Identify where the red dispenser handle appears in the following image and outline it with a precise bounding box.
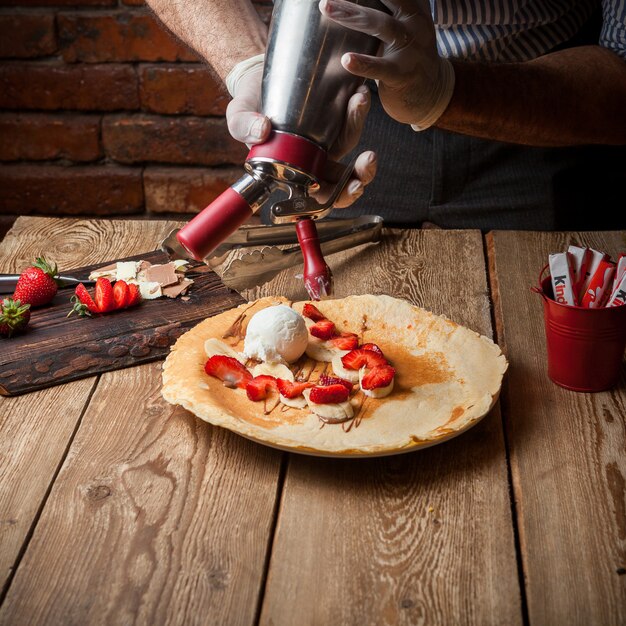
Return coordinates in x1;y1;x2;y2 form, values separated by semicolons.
296;218;333;300
176;187;253;261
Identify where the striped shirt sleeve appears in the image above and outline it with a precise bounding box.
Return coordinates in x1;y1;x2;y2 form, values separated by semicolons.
600;0;626;59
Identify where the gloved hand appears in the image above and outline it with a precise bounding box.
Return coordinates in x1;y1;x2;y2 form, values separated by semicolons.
319;0;455;131
225;55;377;209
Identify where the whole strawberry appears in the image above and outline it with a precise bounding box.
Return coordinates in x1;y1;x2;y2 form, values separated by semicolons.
0;298;31;338
13;257;60;307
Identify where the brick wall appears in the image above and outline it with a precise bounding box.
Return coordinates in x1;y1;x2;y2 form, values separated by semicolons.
0;0;272;218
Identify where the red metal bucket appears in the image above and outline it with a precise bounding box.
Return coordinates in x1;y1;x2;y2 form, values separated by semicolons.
533;265;626;392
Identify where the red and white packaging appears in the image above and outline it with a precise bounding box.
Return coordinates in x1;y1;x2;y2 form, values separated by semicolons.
612;254;626;294
567;245;591;294
578;248;609;302
580;260;616;308
606;272;626;307
549;252;577;306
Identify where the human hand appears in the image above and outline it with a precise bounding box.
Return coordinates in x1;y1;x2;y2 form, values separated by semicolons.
225;56;377;208
314;84;377;209
225;54;270;145
319;0;455;130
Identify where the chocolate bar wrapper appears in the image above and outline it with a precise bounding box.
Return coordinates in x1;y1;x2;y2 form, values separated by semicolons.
578;248;608;301
580;260;615;308
549;252;577;306
567;245;591;294
611;254;626;296
606;272;626;307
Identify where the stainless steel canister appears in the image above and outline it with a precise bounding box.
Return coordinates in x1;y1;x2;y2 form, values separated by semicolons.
261;0;386;150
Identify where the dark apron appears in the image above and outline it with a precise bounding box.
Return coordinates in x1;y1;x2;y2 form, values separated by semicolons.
337;91;626;230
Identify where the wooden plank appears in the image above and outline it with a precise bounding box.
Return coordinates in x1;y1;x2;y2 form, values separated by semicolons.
0;378;96;596
0;217;184;600
0;362;283;626
487;231;626;626
256;229;522;625
0;251;244;396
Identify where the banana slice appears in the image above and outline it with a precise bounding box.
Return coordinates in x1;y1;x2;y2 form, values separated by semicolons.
204;338;247;364
358;367;394;398
331;353;360;383
305;338;338;362
252;362;295;381
303;389;354;422
280;394;307;409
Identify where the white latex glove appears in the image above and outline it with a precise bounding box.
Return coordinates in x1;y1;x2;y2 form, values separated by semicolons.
225;55;377;208
319;0;455;130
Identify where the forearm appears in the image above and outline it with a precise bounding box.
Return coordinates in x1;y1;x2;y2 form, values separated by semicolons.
145;0;267;80
438;46;626;146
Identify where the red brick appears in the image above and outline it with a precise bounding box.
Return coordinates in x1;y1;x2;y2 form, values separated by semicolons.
102;115;246;166
139;64;228;116
0;165;143;215
144;166;241;214
0;15;57;58
0;63;139;111
58;12;201;63
0;113;102;162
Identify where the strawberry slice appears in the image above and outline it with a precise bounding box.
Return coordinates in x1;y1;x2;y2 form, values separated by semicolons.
302;303;326;321
246;375;278;401
329;332;359;350
361;364;396;390
113;280;129;310
205;355;252;389
318;374;353;392
94;277;115;313
68;283;99;317
341;348;388;370
361;342;384;356
125;283;141;307
309;319;336;340
309;384;350;404
276;378;314;399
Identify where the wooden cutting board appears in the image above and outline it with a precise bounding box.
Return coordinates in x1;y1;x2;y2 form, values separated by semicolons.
0;251;245;396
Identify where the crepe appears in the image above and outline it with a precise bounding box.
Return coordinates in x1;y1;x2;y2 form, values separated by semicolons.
162;295;508;457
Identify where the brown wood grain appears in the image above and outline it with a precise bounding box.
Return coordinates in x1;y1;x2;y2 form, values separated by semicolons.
0;362;283;626
0;223;244;396
255;229;522;625
0;378;96;596
0;217;186;606
487;230;626;626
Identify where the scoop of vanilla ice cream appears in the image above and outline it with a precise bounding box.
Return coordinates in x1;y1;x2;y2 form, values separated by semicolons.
244;305;308;364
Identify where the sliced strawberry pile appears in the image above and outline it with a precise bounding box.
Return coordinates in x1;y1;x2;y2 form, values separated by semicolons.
309;319;336;340
341;348;388;370
68;278;141;317
205;355;252;389
329;332;359;351
95;277;115;313
246;375;278;401
309;384;350;404
302;303;327;322
361;364;396;390
276;379;314;399
361;342;384;356
318;374;353;392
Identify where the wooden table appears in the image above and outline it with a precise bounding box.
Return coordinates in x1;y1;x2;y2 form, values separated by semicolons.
0;217;624;626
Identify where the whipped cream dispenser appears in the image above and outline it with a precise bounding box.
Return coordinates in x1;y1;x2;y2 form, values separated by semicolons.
175;0;384;299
